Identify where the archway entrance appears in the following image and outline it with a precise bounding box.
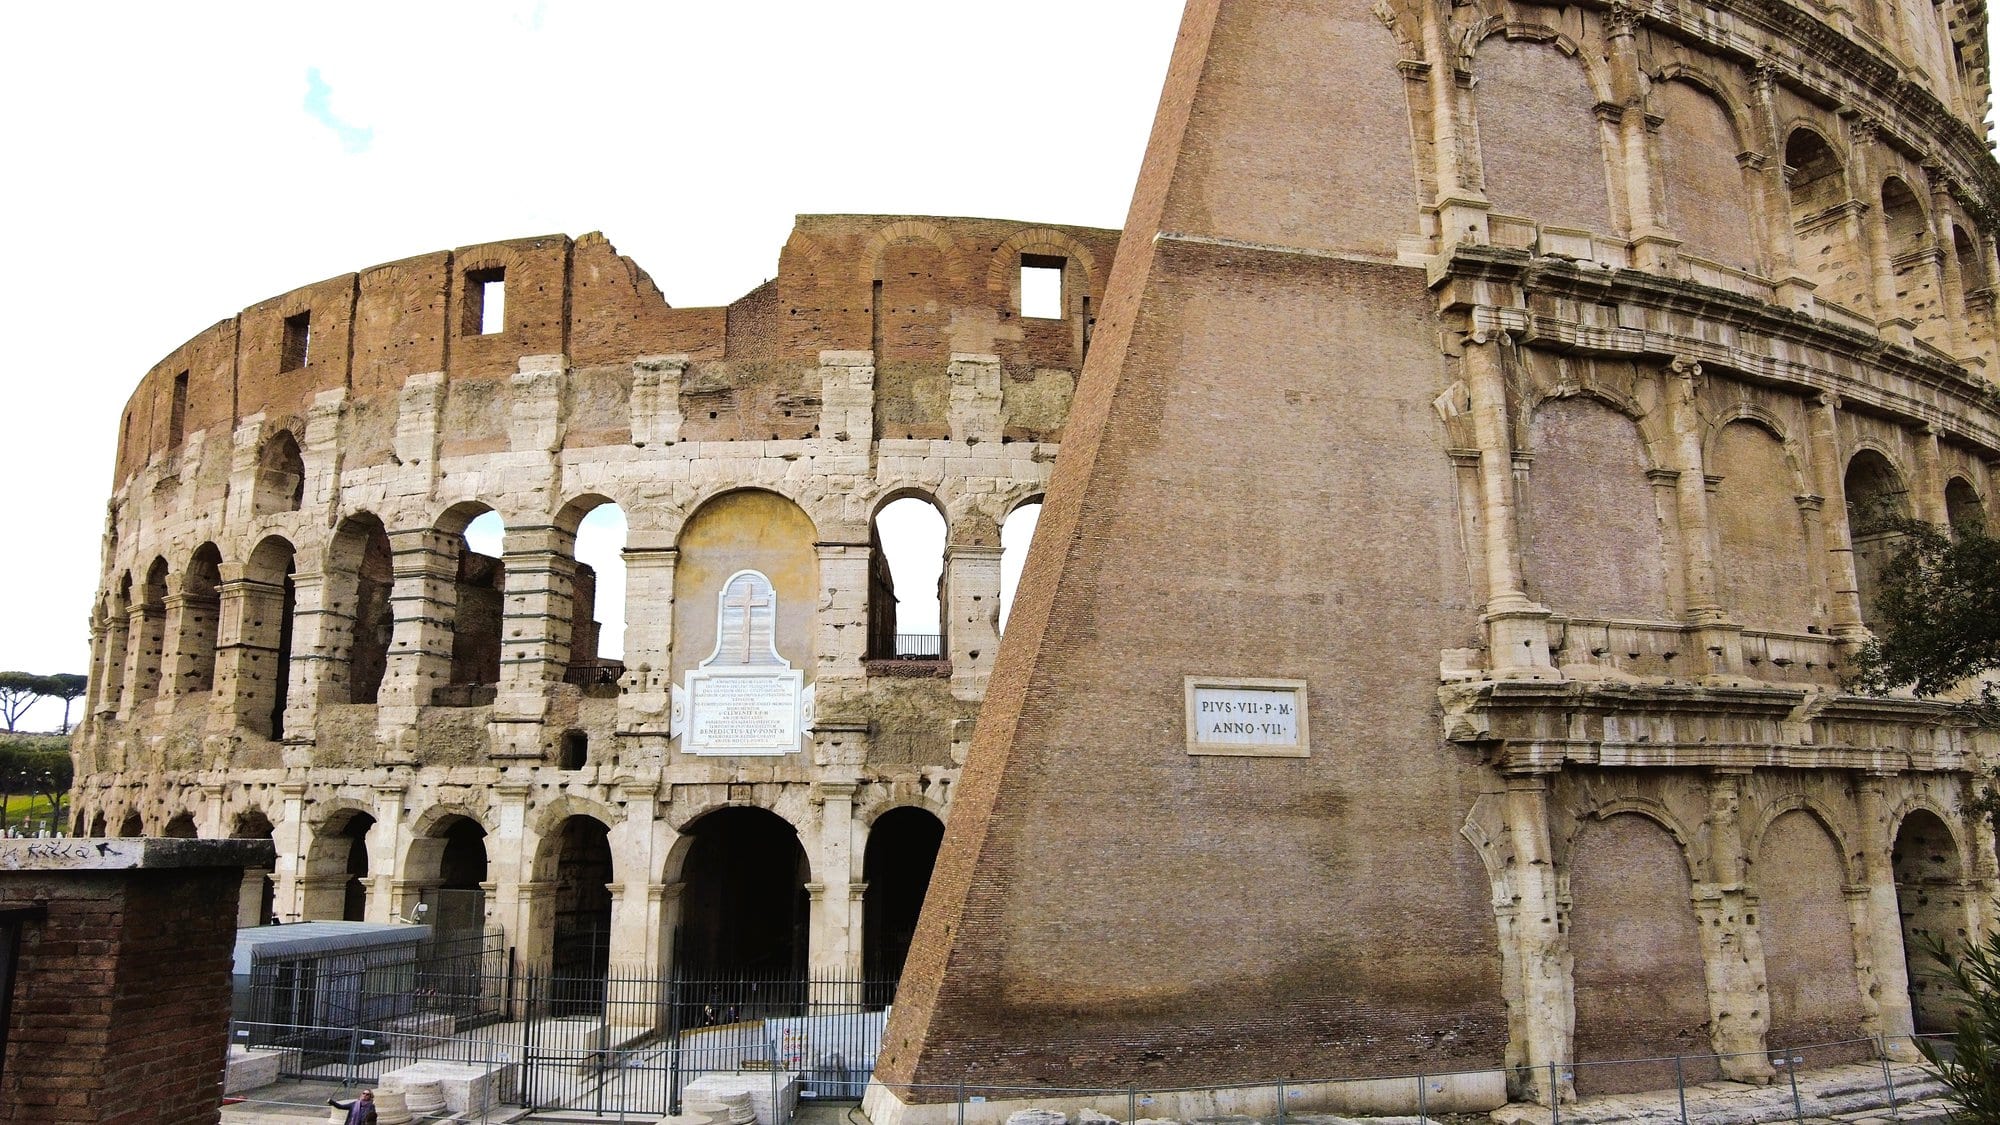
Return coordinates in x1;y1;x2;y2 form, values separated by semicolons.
547;816;613;980
864;807;945;997
162;812;197;838
1893;810;1965;1032
301;810;375;921
407;815;489;937
675;808;809;979
233;810;277;927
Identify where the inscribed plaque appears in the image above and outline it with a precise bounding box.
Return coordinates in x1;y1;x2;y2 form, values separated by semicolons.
1183;676;1309;757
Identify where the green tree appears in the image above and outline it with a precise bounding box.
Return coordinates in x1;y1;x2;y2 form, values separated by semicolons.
1850;516;2000;713
0;672;47;733
1916;932;2000;1124
44;673;86;734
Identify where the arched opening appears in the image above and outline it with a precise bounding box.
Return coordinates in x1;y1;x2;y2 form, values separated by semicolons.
116;811;143;838
1755;810;1870;1057
1883;177;1939;335
675;807;809;979
301;809;375;921
1845;451;1910;628
1882;178;1930;256
176;544;222;697
539;816;613;988
1566;813;1712;1093
441;508;505;703
1955;224;1988;293
237;538;299;740
253;431;305;515
130;558;170;705
406;814;489;937
565;499;627;689
671;491;818;716
232;809;277;928
863;807;945;999
100;576;131;714
1523;398;1670;620
1786;129;1865;312
868;495;946;660
1655;80;1759;272
162;812;197;838
998;501;1042;633
328;513;394;704
1893;809;1965;1032
1946;477;1985;534
88;811;106;838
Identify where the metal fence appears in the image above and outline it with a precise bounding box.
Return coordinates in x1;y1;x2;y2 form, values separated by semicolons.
892;633;943;659
232;963;896;1117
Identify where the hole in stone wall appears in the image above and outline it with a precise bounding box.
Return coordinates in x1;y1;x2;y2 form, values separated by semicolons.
1020;254;1065;319
281;312;312;371
465;268;506;336
559;729;588;770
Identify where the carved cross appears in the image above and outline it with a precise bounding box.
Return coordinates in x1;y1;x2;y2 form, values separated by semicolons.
730;580;771;663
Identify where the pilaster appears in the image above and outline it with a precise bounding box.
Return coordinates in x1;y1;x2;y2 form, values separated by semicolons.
631;355;688;447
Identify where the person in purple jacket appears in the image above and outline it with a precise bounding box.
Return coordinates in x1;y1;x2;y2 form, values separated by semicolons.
328;1089;376;1125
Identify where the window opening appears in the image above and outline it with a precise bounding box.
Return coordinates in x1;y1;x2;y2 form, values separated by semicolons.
1021;254;1065;319
169;372;189;447
465;268;505;336
999;502;1043;633
559;729;588;770
281;312;312;372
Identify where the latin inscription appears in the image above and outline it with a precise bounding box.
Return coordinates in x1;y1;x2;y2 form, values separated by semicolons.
1184;678;1309;757
689;672;800;751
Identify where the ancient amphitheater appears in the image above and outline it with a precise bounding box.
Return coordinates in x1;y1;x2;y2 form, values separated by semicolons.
73;0;2000;1117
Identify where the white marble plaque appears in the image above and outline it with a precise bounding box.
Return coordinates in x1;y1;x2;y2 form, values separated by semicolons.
1184;677;1309;757
673;570;814;756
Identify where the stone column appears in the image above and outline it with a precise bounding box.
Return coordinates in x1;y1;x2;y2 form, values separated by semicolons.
1663;359;1740;675
1464;336;1551;670
491;523;578;759
1912;425;1948;525
92;608;127;719
118;600;165;718
1421;0;1491;245
211;573;287;737
819;351;876;447
807;782;862;985
607;780;665;972
1927;169;1972;358
618;538;677;737
376;526;462;756
1807;393;1867;640
1855;774;1920;1054
276;570;332;741
368;783;408;923
1752;66;1813;309
815;542;872;767
273;782;309;922
489;779;534;955
1850;119;1904;333
159;591;214;701
1492;774;1571;1106
1694;770;1773;1079
947;354;1002;445
943;542;1002;701
631;355;688;446
1605;9;1674;271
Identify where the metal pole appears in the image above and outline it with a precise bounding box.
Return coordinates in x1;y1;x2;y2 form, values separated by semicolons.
1417;1072;1427;1125
1277;1079;1286;1125
1549;1061;1561;1125
1129;1090;1137;1124
1879;1037;1901;1121
1675;1056;1688;1125
347;1025;361;1088
957;1079;966;1125
1784;1055;1804;1123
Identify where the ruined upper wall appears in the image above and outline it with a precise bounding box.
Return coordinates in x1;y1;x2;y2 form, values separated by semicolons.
114;217;1120;485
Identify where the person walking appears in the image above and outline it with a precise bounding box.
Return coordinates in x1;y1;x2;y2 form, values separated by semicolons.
329;1089;377;1125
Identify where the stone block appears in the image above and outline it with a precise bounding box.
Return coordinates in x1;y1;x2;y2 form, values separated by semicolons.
380;1060;519;1115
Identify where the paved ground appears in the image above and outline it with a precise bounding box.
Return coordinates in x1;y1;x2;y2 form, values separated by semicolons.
221;1061;1956;1125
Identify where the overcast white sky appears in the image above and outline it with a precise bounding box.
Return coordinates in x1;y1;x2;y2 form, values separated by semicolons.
3;4;1996;730
0;2;1182;728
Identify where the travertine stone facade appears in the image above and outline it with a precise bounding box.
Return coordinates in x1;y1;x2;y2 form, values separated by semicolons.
75;215;1118;982
869;0;2000;1120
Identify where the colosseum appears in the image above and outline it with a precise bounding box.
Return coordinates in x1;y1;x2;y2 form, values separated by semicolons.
72;0;2000;1118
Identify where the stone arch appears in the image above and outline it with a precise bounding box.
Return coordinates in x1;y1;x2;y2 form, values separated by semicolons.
129;556;171;706
1468;23;1616;234
1785;126;1868;310
868;489;948;660
1754;807;1871;1050
862;804;946;992
1846;447;1912;628
670;489;820;695
858;220;969;287
324;511;394;704
552;492;629;684
1882;176;1932;256
985;227;1099;296
253;430;305;516
1565;810;1712;1093
301;803;376;921
87;810;106;838
116;809;143;838
1747;795;1862;884
404;807;490;936
998;495;1046;635
97;574;132;714
162;811;197;838
669;805;812;978
1651;73;1762;271
531;812;615;981
1523;394;1672;619
1709;416;1820;631
1953;221;1988;292
1891;804;1967;1031
431;501;505;698
1946;474;1985;532
232;536;297;739
175;543;223;697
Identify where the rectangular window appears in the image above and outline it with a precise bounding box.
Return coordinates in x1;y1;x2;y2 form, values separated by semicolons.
280;312;311;371
465;268;505;336
1020;254;1065;319
169;372;188;446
